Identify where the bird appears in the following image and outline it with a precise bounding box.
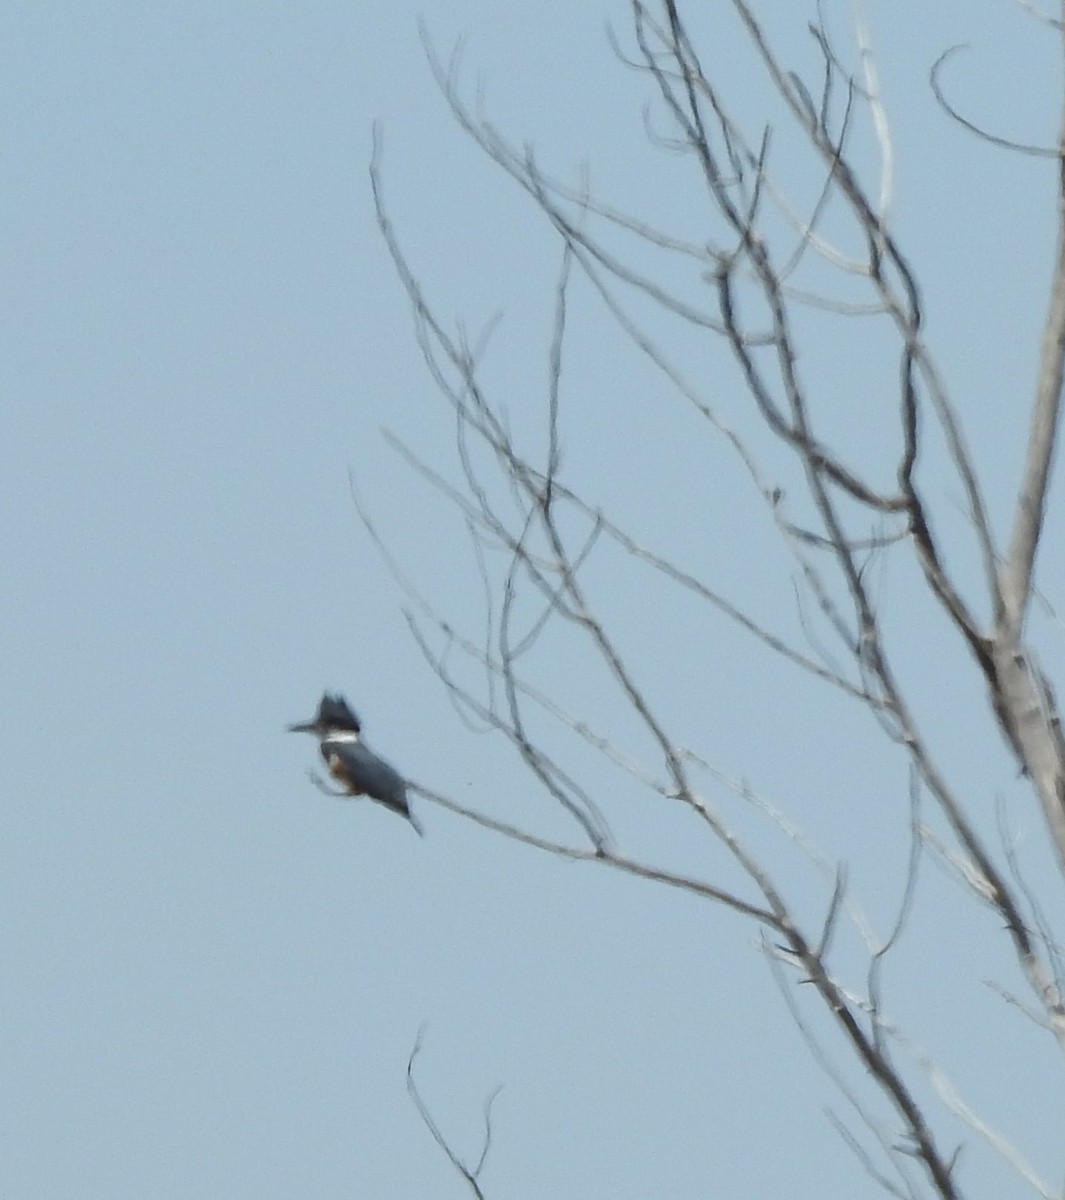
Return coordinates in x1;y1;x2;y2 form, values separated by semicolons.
288;693;423;836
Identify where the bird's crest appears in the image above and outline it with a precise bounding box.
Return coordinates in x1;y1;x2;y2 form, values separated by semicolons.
315;693;361;732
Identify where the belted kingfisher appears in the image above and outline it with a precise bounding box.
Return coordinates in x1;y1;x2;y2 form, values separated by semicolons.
288;693;423;836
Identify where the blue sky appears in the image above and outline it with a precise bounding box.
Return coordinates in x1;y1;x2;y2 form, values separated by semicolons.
4;3;1064;1196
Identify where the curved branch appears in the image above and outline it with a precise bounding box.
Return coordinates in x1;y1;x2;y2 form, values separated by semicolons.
409;781;783;926
408;1034;500;1200
930;46;1058;158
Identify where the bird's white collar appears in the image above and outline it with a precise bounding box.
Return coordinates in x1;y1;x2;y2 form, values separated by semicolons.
324;729;360;744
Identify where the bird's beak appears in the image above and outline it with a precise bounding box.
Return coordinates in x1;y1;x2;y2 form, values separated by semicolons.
287;720;317;734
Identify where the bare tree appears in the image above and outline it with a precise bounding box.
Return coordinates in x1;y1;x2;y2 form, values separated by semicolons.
367;3;1065;1196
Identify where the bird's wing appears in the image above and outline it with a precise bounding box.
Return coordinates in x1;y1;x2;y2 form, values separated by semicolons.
321;742;422;834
